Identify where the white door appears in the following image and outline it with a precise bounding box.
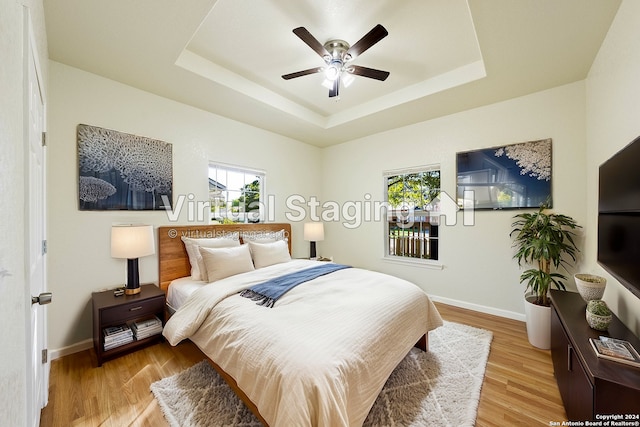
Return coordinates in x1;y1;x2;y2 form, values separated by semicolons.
25;11;49;427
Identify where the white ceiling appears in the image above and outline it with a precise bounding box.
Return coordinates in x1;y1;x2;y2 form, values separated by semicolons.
44;0;621;147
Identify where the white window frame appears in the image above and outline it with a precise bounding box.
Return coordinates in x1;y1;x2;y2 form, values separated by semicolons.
382;165;443;269
208;162;266;223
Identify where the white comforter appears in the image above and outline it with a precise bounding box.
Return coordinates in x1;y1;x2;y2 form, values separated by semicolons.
163;260;443;427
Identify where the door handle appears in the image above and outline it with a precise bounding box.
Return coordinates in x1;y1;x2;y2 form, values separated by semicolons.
31;292;52;305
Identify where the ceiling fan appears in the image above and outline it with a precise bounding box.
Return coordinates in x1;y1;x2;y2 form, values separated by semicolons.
282;24;390;98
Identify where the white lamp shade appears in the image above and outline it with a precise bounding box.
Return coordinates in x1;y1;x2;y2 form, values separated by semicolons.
111;225;155;259
303;222;325;242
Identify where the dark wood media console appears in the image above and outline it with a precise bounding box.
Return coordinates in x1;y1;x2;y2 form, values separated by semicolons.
550;290;640;421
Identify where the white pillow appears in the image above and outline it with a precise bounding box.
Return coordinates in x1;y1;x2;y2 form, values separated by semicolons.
181;234;240;281
248;240;291;269
199;244;255;283
241;229;287;244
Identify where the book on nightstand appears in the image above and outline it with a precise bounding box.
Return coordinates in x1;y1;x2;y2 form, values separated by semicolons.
589;336;640;368
103;324;134;350
131;316;163;340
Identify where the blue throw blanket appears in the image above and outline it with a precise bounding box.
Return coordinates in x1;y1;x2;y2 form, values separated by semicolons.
240;263;352;308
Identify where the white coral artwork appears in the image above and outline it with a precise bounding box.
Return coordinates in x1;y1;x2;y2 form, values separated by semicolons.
494;138;552;181
78;124;173;210
79;176;116;202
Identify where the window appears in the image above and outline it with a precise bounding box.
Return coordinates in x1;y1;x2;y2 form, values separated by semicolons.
208;162;265;223
384;166;441;261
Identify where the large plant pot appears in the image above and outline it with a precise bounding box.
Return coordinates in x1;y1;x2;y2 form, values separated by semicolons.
524;295;551;349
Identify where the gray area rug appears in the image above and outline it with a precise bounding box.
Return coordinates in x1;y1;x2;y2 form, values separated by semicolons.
151;321;493;426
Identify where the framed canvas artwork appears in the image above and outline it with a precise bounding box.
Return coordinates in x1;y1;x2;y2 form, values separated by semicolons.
77;124;173;210
456;138;552;210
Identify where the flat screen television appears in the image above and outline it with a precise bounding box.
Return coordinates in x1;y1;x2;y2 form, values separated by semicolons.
598;135;640;299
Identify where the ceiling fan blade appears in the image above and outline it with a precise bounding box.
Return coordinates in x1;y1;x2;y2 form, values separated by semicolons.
293;27;330;58
329;76;340;98
282;67;324;80
346;24;388;59
349;65;390;81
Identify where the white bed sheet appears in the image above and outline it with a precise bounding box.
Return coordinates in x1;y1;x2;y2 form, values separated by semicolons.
163;259;443;427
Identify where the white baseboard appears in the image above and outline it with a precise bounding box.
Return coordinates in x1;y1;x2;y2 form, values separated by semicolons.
428;294;526;322
49;338;93;361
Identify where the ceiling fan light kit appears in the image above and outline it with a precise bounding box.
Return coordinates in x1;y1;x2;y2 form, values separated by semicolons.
282;24;390;98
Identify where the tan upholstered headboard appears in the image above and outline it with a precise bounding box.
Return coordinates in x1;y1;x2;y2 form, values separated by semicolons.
157;223;292;291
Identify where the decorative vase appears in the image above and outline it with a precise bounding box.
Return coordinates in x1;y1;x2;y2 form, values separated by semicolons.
585;299;612;331
575;274;606;301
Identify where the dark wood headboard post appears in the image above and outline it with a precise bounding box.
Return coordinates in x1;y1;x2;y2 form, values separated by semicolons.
157;223;292;291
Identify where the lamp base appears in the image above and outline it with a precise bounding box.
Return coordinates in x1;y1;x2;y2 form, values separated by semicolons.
125;258;141;295
309;241;317;259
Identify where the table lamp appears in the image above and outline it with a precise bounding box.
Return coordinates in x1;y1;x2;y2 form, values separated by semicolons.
303;222;324;259
111;224;155;295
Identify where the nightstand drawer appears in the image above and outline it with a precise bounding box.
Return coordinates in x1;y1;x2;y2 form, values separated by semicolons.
100;296;164;324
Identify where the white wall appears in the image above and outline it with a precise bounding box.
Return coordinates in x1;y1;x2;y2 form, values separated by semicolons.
47;61;321;353
321;82;588;319
0;0;48;424
585;0;640;335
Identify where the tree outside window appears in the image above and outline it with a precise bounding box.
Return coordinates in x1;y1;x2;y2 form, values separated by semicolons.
385;168;441;261
209;163;265;223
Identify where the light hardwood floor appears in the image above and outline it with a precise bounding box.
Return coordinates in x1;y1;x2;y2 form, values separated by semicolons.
40;302;567;426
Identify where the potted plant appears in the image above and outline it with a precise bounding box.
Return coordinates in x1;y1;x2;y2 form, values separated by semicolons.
510;203;581;348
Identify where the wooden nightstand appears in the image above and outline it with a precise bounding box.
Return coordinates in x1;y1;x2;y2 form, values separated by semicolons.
92;284;165;366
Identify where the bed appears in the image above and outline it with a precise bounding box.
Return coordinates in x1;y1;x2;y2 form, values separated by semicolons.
158;223;443;427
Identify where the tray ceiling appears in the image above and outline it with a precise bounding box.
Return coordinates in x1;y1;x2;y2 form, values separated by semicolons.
44;0;621;147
